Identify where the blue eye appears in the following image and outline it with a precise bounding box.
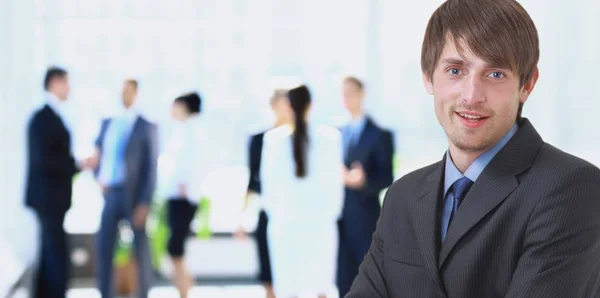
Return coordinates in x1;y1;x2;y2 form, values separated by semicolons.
448;68;461;75
488;72;505;79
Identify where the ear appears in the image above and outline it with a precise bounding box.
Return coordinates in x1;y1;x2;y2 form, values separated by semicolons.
423;72;434;95
519;67;539;104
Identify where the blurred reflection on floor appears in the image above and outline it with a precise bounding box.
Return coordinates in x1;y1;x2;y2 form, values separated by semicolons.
12;285;339;298
10;285;264;298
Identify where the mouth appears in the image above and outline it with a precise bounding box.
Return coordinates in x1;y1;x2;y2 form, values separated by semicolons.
455;111;489;128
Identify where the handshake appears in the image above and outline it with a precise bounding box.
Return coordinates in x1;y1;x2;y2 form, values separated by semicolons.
77;149;100;170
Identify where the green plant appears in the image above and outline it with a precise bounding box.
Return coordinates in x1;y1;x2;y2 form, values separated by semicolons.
115;196;213;270
195;197;211;239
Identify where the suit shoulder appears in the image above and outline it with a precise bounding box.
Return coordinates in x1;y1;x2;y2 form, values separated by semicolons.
525;144;600;198
37;105;55;117
138;116;155;127
535;143;599;172
28;106;53;127
367;118;392;140
396;161;440;187
250;131;266;143
138;117;158;133
366;116;386;130
248;132;265;151
380;161;441;217
28;108;44;122
385;161;441;200
528;144;600;219
504;143;600;209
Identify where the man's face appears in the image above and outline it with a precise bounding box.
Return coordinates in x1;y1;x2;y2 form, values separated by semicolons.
342;81;363;115
54;75;71;101
423;38;537;153
121;82;137;108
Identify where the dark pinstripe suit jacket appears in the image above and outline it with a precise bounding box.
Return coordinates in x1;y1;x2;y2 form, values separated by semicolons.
346;118;600;298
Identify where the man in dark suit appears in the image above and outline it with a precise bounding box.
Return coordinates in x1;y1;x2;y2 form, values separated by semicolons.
25;67;95;298
347;1;600;297
337;76;394;297
93;79;158;298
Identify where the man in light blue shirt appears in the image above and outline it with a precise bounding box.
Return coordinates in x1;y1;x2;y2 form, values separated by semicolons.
93;79;158;298
347;1;600;297
337;76;394;297
97;101;139;188
441;123;518;240
342;114;367;159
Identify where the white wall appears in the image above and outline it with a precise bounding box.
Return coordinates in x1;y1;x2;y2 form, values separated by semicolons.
0;0;40;293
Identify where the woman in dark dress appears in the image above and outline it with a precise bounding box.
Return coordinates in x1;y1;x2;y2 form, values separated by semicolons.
236;89;291;298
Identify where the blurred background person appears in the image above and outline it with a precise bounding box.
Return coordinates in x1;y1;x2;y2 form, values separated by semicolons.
25;67;95;298
337;76;394;297
236;89;291;298
261;85;343;298
93;79;158;298
161;92;206;298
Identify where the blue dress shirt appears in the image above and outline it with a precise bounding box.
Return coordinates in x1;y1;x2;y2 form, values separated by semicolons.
343;115;367;158
441;123;519;240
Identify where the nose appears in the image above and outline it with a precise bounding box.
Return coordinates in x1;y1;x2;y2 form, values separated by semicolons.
461;75;485;104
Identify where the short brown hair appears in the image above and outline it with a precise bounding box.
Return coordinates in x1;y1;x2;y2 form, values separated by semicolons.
125;79;138;91
44;67;68;90
270;89;288;105
343;76;364;91
421;0;539;88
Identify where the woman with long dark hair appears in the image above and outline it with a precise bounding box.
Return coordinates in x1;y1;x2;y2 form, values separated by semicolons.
261;85;344;298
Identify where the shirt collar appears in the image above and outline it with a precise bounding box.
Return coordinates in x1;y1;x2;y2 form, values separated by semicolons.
444;123;519;195
116;103;139;122
348;114;367;131
45;92;66;117
174;115;200;130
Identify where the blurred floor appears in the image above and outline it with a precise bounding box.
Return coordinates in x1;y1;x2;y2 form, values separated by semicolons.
11;285;265;298
13;285;338;298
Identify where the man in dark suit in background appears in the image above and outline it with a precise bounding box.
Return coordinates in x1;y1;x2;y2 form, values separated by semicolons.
25;67;95;298
337;76;394;298
347;1;600;297
93;79;158;298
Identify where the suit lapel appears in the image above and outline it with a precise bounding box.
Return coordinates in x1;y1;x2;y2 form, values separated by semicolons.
97;119;110;149
413;159;445;289
125;117;142;158
45;105;69;137
438;168;518;267
346;117;377;165
438;118;544;268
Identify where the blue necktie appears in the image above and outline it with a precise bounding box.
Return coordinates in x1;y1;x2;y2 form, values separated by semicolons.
111;118;128;183
343;126;355;160
441;177;474;241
